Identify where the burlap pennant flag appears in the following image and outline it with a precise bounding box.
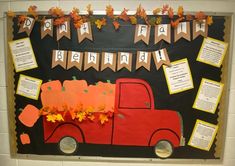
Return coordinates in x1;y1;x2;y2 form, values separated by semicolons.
57;18;71;41
84;52;100;71
155;24;171;44
193;20;208;40
77;22;93;43
152;48;171;70
18;17;35;36
41;19;53;39
136;51;151;71
117;52;132;71
101;52;116;71
134;24;151;45
174;22;191;42
51;50;67;69
67;51;83;70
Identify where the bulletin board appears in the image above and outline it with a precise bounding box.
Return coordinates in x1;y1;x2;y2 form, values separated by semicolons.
5;6;233;162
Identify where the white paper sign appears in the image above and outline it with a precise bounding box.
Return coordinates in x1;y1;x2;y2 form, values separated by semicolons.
16;75;42;100
197;37;228;67
193;78;223;114
163;58;194;94
188;119;218;151
8;38;38;72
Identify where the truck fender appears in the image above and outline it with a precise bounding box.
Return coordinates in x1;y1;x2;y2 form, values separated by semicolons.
45;122;85;143
148;129;180;147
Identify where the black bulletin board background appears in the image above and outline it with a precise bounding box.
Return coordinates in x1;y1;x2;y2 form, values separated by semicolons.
12;15;225;159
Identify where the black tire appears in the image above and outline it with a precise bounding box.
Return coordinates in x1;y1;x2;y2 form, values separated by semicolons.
154;140;174;159
58;136;78;155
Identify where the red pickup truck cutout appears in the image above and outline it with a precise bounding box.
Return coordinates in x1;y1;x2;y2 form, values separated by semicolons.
40;78;185;158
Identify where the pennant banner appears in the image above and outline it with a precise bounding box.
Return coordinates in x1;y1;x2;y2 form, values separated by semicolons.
152;48;171;70
84;52;100;71
51;50;67;69
136;51;151;71
67;51;83;70
134;24;151;45
117;52;132;71
18;17;35;36
193;20;208;40
174;22;191;42
155;24;171;44
41;19;53;39
77;22;93;43
57;19;71;41
101;52;116;71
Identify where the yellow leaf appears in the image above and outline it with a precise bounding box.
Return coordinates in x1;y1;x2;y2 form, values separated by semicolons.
156;17;162;25
207;16;213;26
86;106;94;113
55;114;64;122
129;16;137;24
153;8;161;15
76;112;86;122
106;5;114;18
95;19;103;29
46;114;56;123
177;6;184;18
99;114;109;124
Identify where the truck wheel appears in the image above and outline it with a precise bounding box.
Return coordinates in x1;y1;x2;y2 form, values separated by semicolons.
58;136;78;155
154;140;173;158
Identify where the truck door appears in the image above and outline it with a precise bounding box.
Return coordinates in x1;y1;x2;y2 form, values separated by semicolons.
112;80;155;146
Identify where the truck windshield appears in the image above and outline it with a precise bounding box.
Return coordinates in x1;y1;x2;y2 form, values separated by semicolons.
118;82;151;109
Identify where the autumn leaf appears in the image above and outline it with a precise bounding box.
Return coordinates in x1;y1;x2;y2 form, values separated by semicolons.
86;4;93;16
99;114;109;124
177;6;184;18
106;5;114;18
85;106;94;114
18;15;27;24
119;8;129;22
195;11;206;22
156;17;162;25
55;114;64;122
171;17;184;28
46;114;56;123
74;18;83;28
153;8;161;15
76;111;86;122
113;21;120;30
207;16;213;25
28;5;38;19
48;7;64;17
54;17;65;26
136;4;147;20
95;18;106;29
168;7;174;19
7;10;15;17
88;114;95;121
129;16;137;24
162;4;169;14
186;14;193;21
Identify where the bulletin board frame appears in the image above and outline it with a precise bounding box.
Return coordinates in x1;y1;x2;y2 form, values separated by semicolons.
4;11;234;163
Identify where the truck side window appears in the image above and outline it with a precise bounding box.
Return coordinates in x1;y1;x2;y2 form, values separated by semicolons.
119;83;151;109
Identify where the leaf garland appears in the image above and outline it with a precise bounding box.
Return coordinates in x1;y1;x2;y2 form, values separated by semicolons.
7;4;214;30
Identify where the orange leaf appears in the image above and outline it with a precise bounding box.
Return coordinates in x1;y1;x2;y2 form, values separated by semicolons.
99;114;109;124
95;18;106;29
168;7;174;19
74;19;84;29
48;7;64;17
177;6;184;18
162;4;169;14
186;14;193;21
7;10;15;17
171;17;184;28
18;15;27;24
113;21;120;30
119;8;129;22
136;4;147;19
207;16;213;26
153;8;161;15
54;17;65;26
195;11;206;22
106;5;114;18
129;16;137;24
